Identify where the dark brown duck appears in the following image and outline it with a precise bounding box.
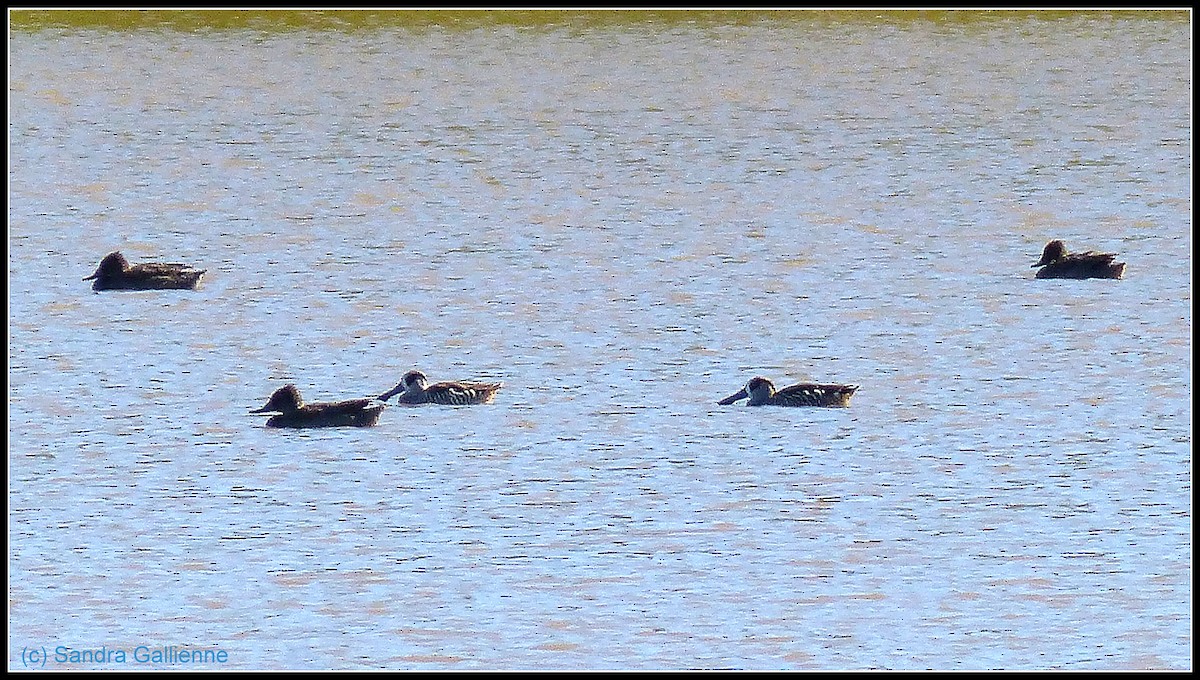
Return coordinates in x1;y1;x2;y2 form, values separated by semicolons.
1032;240;1125;279
251;384;384;428
84;251;206;291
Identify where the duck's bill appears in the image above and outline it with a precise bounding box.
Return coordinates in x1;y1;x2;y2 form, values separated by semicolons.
83;273;99;281
377;384;404;402
249;405;275;414
717;387;748;406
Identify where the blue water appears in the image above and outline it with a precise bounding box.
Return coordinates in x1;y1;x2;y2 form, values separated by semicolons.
8;12;1192;670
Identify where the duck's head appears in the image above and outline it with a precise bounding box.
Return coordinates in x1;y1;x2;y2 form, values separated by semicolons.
378;370;429;401
251;384;303;414
718;376;775;406
743;377;777;405
402;370;429;390
1033;240;1067;267
83;251;129;281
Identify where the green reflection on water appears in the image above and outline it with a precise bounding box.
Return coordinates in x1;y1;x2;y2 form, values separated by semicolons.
8;8;1187;32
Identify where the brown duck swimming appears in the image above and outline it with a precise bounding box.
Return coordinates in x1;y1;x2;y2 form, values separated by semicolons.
1032;240;1125;279
718;376;858;407
84;251;206;291
251;384;384;428
378;370;502;406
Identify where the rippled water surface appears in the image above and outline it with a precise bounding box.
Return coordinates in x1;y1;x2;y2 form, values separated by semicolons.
8;11;1192;670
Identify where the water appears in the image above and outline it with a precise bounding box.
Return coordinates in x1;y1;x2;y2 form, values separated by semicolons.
8;11;1191;670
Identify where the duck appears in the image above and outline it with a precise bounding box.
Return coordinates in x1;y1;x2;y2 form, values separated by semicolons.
84;251;206;291
718;376;858;407
378;370;502;406
1031;240;1125;279
251;384;384;428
